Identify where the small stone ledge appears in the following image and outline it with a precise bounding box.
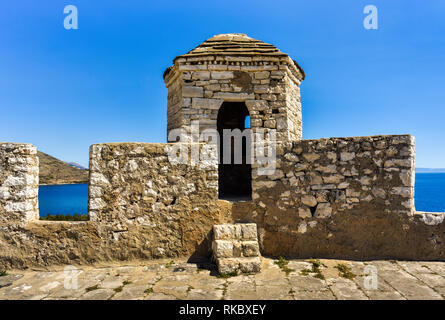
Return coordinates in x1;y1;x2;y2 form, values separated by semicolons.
29;220;91;226
212;223;261;275
414;211;445;226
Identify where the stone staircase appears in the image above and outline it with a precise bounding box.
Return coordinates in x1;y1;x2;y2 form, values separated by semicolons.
212;223;261;275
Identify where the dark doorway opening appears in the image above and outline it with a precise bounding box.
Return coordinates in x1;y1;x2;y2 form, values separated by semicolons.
217;101;252;200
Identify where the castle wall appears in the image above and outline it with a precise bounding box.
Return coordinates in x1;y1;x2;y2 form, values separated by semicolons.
88;143;222;244
1;137;444;269
0;143;39;227
0;143;232;269
234;134;445;260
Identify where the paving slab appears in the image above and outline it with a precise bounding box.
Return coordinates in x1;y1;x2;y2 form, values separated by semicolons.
326;278;368;300
225;277;257;300
379;269;443;300
78;288;115;300
1;258;444;300
0;274;23;289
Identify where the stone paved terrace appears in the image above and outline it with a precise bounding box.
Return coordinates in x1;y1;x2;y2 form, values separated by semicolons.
1;258;445;300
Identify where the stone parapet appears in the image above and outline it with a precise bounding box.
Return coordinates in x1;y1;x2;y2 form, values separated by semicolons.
0;142;233;269
0;143;39;227
231;134;445;260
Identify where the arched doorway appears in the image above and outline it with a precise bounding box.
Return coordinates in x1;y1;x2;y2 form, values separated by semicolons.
217;101;252;200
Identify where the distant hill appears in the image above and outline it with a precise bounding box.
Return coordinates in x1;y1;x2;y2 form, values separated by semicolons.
66;162;88;170
38;151;89;185
416;168;445;173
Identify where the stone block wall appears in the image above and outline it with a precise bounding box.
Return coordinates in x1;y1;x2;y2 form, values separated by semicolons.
88;142;222;250
164;56;303;144
1;137;444;268
0;142;233;269
166;76;183;136
0;143;39;227
284;74;302;141
233;134;445;260
273;135;416;218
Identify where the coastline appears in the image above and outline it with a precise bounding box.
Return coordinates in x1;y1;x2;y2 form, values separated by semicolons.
39;181;88;186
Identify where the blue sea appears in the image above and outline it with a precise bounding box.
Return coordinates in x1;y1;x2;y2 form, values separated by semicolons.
37;173;445;216
38;183;88;217
414;173;445;212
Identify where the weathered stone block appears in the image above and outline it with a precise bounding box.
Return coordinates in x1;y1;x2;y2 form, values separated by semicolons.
192;98;223;110
301;195;317;207
90;172;110;187
212;240;233;258
239;257;261;273
392;187;413;198
191;71;210;80
399;169;414;187
251;118;263;127
183;86;204;98
255;71;270;79
264;119;276;128
323;174;344;184
303;153;320;162
254;85;269;94
245;100;268;111
211;71;233;80
213;224;238;240
314;203;332;218
340;152;355;161
217;258;240;274
298;206;312;219
212;92;255;101
242;241;260;257
217;257;261;274
298;221;307;233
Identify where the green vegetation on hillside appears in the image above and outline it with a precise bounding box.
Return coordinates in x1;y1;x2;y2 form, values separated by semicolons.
40;213;89;221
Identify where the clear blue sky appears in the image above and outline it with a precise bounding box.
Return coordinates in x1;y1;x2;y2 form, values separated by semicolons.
1;0;444;168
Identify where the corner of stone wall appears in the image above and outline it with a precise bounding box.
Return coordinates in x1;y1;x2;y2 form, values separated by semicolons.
0;143;39;227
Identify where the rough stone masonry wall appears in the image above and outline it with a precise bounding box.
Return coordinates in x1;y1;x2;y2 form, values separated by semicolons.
234;135;445;260
164;56;302;144
1;138;444;269
0;143;39;227
88;143;223;248
166;76;183;136
0;143;233;269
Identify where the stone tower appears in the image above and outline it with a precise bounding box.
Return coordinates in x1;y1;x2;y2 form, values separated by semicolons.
163;33;305;144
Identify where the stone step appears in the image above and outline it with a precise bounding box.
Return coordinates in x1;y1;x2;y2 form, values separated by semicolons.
212;223;261;275
213;240;260;258
213;223;257;241
217;257;261;274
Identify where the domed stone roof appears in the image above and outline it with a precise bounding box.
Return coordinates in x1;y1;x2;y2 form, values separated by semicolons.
176;33;287;59
164;33;305;81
